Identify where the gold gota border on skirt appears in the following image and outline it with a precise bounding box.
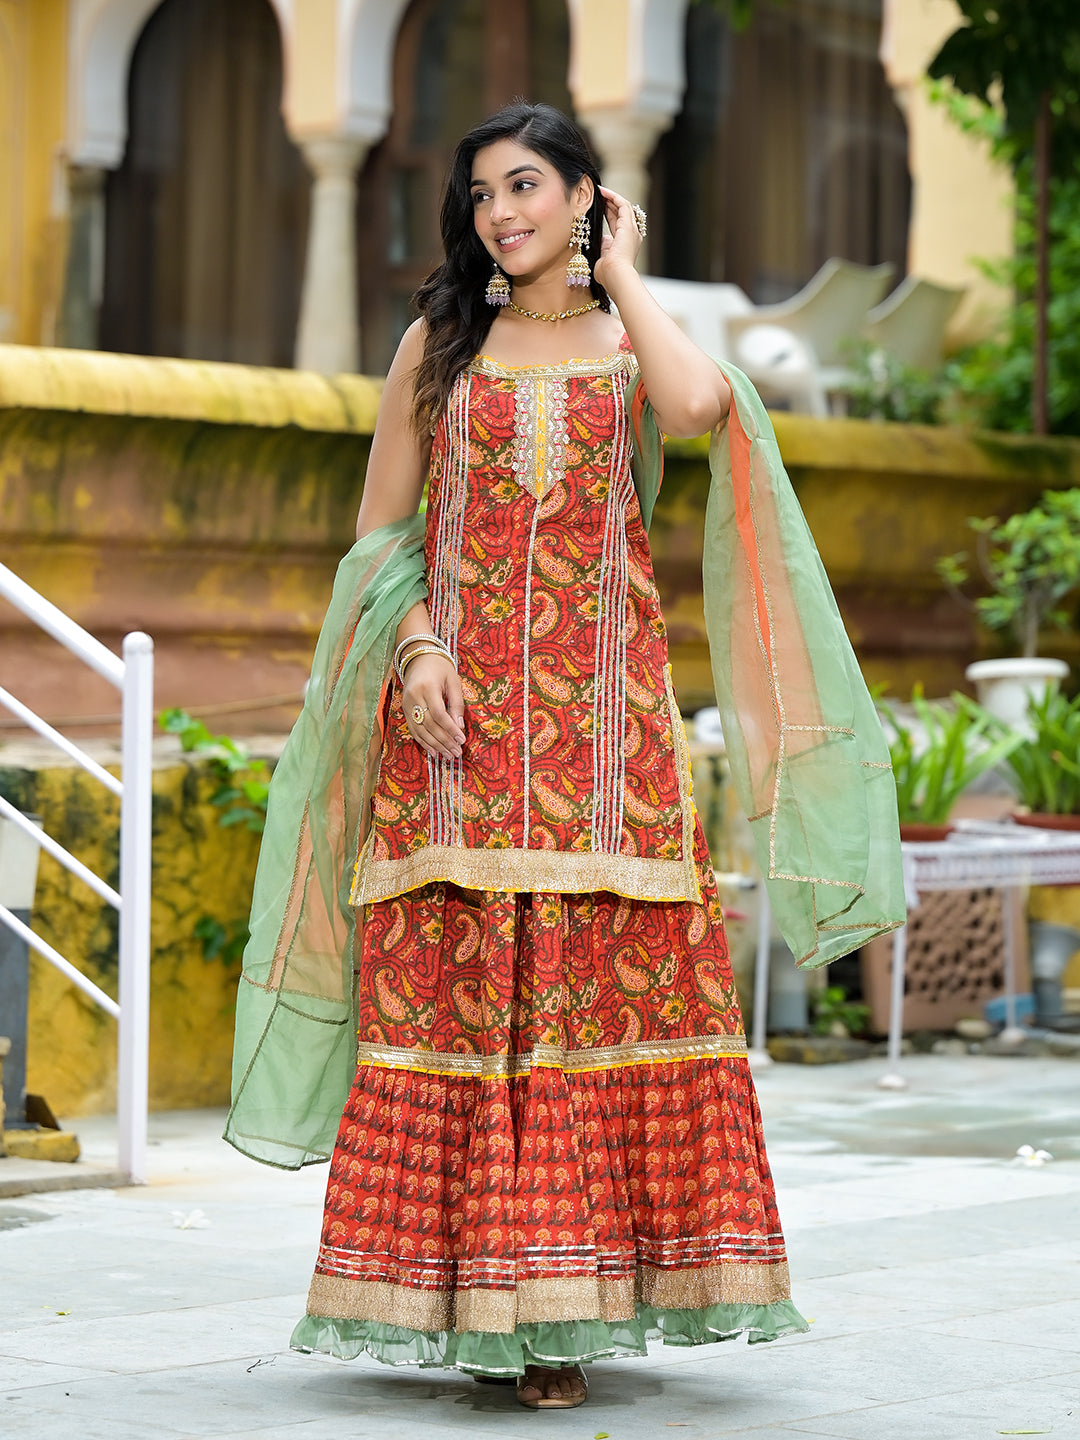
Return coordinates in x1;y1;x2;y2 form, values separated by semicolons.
306;1259;792;1334
356;1032;748;1078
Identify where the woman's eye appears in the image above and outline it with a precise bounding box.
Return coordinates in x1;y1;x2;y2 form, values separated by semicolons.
512;180;534;192
471;190;489;205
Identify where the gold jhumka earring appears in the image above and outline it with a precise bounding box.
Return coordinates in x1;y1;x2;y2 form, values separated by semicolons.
566;214;591;288
485;264;511;306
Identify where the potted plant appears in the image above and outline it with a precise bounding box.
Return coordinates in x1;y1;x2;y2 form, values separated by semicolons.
878;688;1022;839
982;687;1080;829
937;488;1080;726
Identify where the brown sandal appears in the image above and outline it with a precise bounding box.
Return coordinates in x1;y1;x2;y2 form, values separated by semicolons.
516;1363;588;1410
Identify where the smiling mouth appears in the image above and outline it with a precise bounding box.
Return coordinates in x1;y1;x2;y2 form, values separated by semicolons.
496;230;534;250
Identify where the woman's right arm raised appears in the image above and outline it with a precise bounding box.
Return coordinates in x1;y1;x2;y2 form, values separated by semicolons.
355;318;431;539
355;319;466;762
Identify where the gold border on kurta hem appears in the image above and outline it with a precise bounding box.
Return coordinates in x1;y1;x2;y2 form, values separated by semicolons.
306;1262;791;1334
353;843;700;907
356;1032;747;1077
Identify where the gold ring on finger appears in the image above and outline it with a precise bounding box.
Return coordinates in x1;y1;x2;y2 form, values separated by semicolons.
632;204;648;239
412;704;428;725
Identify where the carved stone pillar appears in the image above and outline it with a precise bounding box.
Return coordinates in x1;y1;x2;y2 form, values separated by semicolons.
56;165;107;350
294;136;368;375
577;109;673;271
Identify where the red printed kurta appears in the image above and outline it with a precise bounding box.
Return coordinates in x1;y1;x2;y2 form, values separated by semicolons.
353;348;697;907
300;347;803;1361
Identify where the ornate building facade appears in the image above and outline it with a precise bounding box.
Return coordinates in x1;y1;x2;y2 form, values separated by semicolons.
1;0;1011;377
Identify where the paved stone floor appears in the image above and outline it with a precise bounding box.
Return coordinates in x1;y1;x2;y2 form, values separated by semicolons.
2;1054;1078;1439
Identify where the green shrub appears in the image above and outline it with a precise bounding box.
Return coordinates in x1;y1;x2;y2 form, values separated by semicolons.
160;708;270;833
846;343;948;425
936;489;1080;657
992;687;1080;815
878;688;1022;825
159;708;272;965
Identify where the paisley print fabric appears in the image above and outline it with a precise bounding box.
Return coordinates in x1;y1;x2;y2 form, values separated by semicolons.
299;348;806;1367
307;825;795;1339
353;349;698;908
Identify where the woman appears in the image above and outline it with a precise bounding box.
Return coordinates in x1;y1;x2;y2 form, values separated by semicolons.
225;103;904;1412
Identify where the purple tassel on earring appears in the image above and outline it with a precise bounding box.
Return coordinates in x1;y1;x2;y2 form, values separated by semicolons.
485;266;511;306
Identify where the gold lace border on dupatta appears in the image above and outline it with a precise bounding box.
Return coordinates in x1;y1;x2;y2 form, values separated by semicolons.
307;1259;792;1333
356;1031;747;1078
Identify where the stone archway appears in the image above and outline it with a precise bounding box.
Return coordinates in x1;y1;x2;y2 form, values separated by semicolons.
67;0;294;167
59;0;298;351
94;0;308;365
340;0;413;140
289;0;411;374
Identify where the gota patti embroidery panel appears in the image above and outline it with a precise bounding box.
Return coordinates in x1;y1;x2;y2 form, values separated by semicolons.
591;373;633;854
355;351;698;906
423;370;470;850
510;373;569;501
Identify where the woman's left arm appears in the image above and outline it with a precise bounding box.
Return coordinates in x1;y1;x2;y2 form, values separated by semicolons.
594;187;731;439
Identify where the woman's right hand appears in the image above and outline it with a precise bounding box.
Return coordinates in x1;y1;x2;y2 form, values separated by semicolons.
402;653;466;760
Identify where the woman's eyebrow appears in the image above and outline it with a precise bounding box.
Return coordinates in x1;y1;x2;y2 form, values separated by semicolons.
470;165;543;187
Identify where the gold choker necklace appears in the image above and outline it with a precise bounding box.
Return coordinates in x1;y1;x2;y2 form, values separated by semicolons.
508;299;600;322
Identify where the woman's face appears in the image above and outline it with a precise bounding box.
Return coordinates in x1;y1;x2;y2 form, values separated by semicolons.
469;139;591;282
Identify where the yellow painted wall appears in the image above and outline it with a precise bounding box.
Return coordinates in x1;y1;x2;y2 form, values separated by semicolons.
882;0;1013;343
0;0;67;347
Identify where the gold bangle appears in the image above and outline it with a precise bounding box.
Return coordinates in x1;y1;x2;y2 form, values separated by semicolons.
394;633;452;685
399;645;455;678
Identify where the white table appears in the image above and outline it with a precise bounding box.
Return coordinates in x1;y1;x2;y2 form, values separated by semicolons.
749;819;1080;1086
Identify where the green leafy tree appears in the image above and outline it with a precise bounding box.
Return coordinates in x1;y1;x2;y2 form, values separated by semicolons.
937;489;1080;657
928;1;1080;434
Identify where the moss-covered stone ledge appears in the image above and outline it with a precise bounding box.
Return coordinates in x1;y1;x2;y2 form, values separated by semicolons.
0;735;279;1116
0;343;383;432
0;346;383;733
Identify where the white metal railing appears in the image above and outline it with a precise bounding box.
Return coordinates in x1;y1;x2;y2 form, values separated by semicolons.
0;561;152;1184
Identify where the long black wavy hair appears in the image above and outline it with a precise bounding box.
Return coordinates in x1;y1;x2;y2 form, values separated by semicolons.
411;102;609;432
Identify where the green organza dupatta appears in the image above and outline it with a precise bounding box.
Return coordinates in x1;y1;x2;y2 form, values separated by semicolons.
631;362;904;970
223;514;426;1168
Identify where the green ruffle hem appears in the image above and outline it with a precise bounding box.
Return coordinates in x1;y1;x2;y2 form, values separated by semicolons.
290;1300;810;1375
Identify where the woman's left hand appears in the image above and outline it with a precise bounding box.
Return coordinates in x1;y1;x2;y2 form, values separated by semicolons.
593;186;643;291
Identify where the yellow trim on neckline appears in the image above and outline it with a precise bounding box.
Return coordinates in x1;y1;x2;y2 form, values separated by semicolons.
472;351;632;378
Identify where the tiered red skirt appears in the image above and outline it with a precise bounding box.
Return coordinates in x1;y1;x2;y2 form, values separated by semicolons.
292;825;807;1372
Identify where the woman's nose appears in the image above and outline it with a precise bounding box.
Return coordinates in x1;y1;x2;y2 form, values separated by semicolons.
489;192;516;225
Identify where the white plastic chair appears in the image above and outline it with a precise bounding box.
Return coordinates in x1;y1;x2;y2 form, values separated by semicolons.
640;275;755;362
863;275;965;371
726;258;896;416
